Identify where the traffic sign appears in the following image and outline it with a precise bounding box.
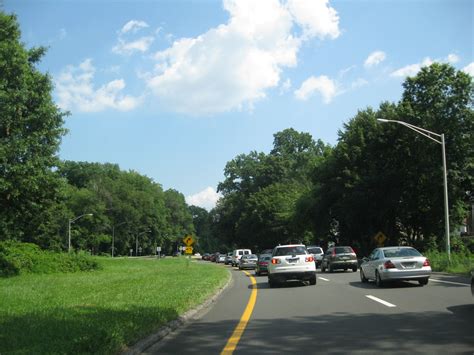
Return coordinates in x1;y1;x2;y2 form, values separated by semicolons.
184;246;193;255
183;235;194;246
374;231;387;246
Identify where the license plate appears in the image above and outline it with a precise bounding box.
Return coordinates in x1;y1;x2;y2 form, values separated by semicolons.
340;256;349;260
402;263;416;268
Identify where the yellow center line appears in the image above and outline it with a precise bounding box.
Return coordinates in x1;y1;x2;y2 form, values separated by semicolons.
220;270;258;355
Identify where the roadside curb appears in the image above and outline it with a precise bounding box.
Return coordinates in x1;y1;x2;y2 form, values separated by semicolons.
122;268;233;355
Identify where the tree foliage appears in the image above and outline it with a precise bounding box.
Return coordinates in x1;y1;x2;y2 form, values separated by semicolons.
0;13;67;241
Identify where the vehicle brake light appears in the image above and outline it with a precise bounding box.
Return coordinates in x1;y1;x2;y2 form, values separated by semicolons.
384;260;396;269
423;258;430;267
332;249;336;257
306;256;314;262
271;258;281;264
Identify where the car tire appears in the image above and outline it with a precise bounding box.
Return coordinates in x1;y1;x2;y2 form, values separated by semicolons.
418;278;429;286
328;264;334;273
321;264;326;272
375;271;384;287
309;275;317;285
352;266;357;272
255;270;260;276
360;268;368;283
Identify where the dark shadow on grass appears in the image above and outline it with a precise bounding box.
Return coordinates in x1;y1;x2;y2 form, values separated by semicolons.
0;305;179;354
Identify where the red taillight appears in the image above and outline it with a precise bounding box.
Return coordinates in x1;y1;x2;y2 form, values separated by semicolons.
306;256;314;262
384;260;396;269
423;258;430;267
332;249;336;257
271;258;280;264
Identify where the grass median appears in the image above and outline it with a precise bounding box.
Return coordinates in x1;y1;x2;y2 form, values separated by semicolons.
0;256;229;354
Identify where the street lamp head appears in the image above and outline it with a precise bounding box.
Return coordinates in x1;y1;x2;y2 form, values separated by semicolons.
377;119;390;123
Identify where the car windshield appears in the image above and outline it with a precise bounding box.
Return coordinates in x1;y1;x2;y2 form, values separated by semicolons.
308;247;322;254
383;248;422;258
274;246;307;256
334;247;353;254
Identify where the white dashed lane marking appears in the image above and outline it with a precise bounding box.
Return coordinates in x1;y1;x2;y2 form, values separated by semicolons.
365;295;397;308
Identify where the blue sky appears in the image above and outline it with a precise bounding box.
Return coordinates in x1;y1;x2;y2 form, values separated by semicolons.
5;0;473;210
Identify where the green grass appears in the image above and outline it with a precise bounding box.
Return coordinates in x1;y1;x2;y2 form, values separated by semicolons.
0;257;229;354
425;250;473;275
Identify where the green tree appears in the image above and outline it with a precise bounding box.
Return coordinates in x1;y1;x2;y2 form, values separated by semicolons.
0;13;67;242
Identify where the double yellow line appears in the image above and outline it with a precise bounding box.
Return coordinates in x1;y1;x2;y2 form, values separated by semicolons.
220;271;258;354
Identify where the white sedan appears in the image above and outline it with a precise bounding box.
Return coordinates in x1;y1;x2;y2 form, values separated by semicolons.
360;246;431;287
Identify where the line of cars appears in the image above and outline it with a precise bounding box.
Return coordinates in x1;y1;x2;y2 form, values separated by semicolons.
202;244;434;288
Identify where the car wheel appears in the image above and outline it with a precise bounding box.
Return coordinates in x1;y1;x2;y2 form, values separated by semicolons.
360;268;368;283
375;271;384;287
321;264;326;272
309;275;317;285
418;278;429;286
328;263;334;273
255;270;260;276
238;266;242;270
352;266;357;272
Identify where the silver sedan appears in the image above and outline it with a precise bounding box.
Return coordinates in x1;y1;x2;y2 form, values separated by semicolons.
360;246;431;287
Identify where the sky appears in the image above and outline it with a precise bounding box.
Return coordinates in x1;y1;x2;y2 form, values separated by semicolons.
4;0;473;210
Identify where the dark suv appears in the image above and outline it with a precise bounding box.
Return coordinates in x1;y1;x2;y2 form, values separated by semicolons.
321;246;358;272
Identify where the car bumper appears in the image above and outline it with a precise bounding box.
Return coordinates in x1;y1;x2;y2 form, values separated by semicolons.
240;263;257;269
329;260;358;268
269;271;316;282
380;267;431;281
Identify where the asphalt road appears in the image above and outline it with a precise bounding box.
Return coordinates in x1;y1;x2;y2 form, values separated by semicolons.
144;263;474;354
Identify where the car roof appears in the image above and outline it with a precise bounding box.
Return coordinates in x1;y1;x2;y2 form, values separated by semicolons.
275;244;305;248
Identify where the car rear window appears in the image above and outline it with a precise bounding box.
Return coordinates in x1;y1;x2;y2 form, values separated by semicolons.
274;246;307;256
383;248;421;258
334;247;354;254
260;256;271;261
308;247;323;254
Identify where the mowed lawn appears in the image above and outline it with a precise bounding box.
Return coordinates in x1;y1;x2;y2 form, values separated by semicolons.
0;257;229;354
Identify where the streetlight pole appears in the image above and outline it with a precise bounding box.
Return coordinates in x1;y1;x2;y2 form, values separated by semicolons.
112;221;127;258
377;119;450;260
68;213;93;253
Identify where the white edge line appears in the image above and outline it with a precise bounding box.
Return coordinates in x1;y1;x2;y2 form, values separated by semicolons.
430;278;469;286
366;295;397;308
318;277;330;281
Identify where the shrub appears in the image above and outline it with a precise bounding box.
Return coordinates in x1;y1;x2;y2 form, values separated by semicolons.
0;241;101;277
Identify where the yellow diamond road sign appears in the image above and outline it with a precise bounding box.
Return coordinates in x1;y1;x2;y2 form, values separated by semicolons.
185;246;193;255
374;232;387;246
183;235;194;246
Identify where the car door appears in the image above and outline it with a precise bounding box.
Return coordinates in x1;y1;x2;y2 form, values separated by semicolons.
322;248;332;267
365;249;380;279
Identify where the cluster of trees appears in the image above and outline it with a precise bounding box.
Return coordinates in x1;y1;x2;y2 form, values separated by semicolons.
1;13;472;257
211;64;473;255
0;13;194;255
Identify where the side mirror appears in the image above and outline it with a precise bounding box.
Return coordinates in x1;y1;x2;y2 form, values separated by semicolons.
362;257;369;263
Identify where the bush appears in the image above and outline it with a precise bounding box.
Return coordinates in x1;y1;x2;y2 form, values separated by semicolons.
425;248;473;275
0;241;101;277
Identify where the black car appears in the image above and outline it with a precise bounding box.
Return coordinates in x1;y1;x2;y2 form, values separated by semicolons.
321;246;358;272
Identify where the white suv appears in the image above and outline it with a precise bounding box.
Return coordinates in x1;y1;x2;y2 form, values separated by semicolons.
231;249;252;267
268;244;317;287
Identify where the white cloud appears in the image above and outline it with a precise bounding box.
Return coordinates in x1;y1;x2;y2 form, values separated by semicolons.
113;36;154;55
446;53;459;64
145;0;340;115
186;187;222;211
463;62;474;76
391;57;434;78
364;50;386;68
55;59;140;112
294;75;337;103
287;0;340;39
350;78;369;89
390;53;461;78
120;20;149;34
113;20;154;55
